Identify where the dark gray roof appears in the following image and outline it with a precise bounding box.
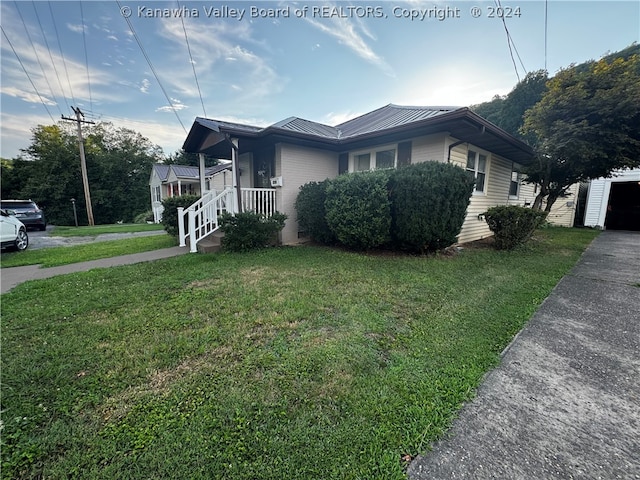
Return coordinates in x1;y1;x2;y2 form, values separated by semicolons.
183;104;535;165
337;105;461;137
152;163;230;182
152;163;171;181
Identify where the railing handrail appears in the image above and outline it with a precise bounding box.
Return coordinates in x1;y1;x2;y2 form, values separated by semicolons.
179;187;277;252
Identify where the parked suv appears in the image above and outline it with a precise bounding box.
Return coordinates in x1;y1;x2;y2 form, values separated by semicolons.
0;199;46;230
0;209;29;251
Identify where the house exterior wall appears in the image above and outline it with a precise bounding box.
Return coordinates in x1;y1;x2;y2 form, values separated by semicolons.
149;169;165;223
447;143;514;243
412;133;448;163
584;168;640;228
276;143;339;245
509;177;579;227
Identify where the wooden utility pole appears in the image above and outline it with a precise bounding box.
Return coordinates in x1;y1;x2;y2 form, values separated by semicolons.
62;107;95;225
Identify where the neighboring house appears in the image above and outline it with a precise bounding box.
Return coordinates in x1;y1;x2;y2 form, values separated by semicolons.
149;162;231;222
181;104;543;248
510;180;580;228
584;168;640;230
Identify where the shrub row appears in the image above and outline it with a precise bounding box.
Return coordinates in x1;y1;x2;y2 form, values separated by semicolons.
219;211;287;252
296;162;475;252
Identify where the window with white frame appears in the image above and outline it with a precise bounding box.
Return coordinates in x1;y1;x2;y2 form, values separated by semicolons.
352;146;397;172
466;149;487;193
153;186;161;202
509;167;521;197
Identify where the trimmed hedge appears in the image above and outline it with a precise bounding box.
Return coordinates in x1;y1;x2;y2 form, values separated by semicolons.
160;195;200;237
294;180;336;244
324;170;392;250
389;162;475;252
219;211;287;252
484;205;548;250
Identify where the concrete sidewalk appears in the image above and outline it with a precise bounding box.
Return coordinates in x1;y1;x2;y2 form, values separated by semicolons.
0;246;188;294
408;230;640;479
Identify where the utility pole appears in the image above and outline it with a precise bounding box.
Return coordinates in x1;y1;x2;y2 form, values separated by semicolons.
62;107;95;225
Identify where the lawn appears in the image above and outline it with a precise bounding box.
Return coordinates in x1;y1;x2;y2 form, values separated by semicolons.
1;228;599;479
51;223;165;237
0;235;177;268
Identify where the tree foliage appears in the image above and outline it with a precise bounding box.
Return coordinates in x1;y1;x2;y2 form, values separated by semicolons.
523;50;640;210
2;122;163;225
165;149;218;167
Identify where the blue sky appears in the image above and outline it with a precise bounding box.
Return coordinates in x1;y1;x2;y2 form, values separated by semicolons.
1;1;638;159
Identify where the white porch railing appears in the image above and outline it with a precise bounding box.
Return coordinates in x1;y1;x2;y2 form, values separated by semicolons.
178;187;277;252
241;188;277;217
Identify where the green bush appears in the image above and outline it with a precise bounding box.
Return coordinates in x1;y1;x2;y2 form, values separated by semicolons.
294;180;336;244
324;170;392;250
160;195;200;237
389;162;475;252
484;205;548;250
133;210;154;224
219;211;287;252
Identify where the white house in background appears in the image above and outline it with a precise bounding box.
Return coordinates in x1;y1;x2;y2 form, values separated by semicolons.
177;104;579;251
584;168;640;230
511;181;580;228
149;163;231;223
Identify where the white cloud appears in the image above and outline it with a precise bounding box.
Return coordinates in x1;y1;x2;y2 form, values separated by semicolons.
323;110;363;126
1;86;56;106
156;98;188;113
304;4;394;76
140;79;151;94
66;23;86;34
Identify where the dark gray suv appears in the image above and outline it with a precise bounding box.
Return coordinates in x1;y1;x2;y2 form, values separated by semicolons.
0;200;46;231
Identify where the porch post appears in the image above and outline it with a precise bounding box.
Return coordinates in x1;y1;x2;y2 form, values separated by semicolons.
230;137;242;213
178;180;182;196
199;153;206;195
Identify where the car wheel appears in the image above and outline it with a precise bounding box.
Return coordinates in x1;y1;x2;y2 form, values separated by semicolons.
15;228;29;251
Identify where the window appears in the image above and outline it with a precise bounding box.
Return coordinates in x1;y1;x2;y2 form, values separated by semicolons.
356;153;371;171
153;186;161;202
352;147;397;172
509;168;521;197
376;149;395;169
466;150;487;193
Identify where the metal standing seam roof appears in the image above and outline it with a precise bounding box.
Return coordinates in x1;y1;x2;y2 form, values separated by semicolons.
152;163;231;182
152;163;171;181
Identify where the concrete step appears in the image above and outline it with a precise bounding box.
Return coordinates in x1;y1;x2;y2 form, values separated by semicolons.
196;231;224;254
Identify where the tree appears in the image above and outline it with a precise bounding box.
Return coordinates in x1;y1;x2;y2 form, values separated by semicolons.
523;52;640;210
165;149;218;167
472;70;548;143
9;122;164;225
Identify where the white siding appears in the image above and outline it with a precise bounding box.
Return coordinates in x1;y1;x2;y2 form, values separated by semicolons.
412;133;448;164
584;168;640;228
277;143;338;245
546;183;579;227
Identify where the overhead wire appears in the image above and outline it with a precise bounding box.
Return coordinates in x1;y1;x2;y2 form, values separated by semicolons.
177;0;207;117
494;0;526;82
48;1;77;109
1;25;56;123
79;1;93;112
31;1;70;114
116;0;187;134
13;1;63;117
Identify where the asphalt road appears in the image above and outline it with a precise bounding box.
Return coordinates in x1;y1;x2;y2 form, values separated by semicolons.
25;225;167;250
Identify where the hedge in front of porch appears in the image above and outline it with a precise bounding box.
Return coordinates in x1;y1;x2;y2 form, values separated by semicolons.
161;195;200;237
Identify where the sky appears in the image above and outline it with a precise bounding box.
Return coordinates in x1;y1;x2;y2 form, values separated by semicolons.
1;0;638;160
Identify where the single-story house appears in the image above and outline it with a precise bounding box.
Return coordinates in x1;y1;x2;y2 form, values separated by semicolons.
178;104;571;249
149;162;231;223
584;168;640;230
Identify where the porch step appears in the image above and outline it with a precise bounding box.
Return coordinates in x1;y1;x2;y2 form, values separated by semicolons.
196;231;225;254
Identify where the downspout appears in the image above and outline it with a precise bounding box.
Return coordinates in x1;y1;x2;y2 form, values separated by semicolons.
447;139;466;163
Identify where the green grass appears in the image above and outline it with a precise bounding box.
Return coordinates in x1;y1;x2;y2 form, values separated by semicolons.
51;223;164;237
1;228;599;479
0;235;176;268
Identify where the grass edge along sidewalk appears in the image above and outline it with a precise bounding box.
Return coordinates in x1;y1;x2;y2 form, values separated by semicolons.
1;228;599;479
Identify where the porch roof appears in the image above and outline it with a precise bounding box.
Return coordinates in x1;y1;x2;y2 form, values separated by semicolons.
182;104;535;165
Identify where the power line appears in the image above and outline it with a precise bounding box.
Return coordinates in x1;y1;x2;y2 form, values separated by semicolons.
47;2;77;109
177;0;206;117
544;0;549;71
116;0;187;134
31;1;70;113
13;1;63;117
1;25;56;123
79;1;93;112
494;0;525;82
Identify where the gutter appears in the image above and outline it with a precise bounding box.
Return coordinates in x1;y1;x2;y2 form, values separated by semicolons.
447;139;466;163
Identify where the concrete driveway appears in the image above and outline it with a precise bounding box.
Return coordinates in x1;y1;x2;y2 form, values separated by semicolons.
408;230;640;479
